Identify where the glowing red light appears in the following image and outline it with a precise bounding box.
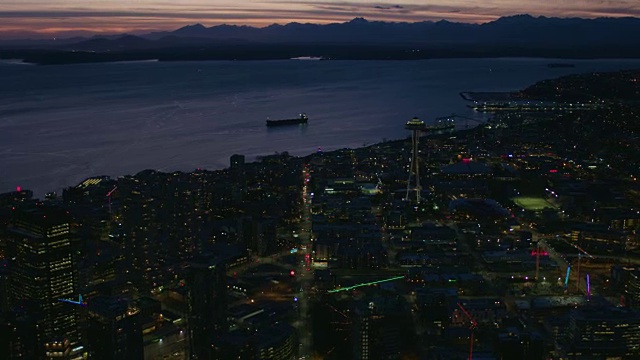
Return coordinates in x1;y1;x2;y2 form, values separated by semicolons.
16;186;21;192
531;250;549;257
290;270;295;276
462;158;471;163
549;169;558;173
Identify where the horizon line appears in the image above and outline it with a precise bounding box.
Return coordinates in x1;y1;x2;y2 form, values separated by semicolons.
1;13;639;41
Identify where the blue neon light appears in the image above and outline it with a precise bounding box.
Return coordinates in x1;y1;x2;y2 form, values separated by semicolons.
58;294;86;307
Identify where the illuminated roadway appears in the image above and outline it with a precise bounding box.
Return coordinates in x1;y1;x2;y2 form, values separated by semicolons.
144;331;187;360
294;164;313;360
220;165;314;359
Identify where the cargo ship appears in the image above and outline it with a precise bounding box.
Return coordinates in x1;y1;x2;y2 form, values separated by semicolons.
266;113;308;127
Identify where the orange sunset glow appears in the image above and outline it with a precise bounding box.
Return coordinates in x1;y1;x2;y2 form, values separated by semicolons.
1;0;639;38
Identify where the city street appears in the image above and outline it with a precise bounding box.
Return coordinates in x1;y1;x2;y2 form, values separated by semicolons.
294;164;314;359
144;331;187;360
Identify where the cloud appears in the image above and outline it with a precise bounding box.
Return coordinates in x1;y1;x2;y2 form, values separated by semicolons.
0;0;639;38
374;5;404;10
284;0;640;19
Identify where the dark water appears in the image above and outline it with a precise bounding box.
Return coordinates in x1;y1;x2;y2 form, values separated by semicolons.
1;58;640;196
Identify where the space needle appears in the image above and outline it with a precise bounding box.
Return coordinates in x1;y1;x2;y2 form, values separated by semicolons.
404;117;427;203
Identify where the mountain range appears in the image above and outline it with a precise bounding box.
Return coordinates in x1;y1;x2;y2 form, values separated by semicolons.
146;15;640;46
1;15;639;49
2;15;640;63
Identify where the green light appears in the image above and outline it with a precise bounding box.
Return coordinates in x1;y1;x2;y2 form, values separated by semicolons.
327;276;405;293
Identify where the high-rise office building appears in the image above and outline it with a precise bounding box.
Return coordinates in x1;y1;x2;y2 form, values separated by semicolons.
352;299;407;360
187;255;228;359
0;263;9;313
0;307;40;359
86;296;143;360
119;175;162;294
242;217;277;256
567;307;640;358
230;154;247;203
212;323;297;360
7;206;80;358
627;270;640;308
353;301;378;360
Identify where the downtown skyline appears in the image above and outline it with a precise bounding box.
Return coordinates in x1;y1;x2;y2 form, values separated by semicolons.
1;0;640;39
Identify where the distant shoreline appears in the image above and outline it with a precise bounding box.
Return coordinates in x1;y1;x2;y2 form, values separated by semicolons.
2;58;638;198
2;57;640;67
0;58;33;65
3;45;640;65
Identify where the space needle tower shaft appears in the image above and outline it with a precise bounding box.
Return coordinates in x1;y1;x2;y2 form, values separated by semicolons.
405;117;426;203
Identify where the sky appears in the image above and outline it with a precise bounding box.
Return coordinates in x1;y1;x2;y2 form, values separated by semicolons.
1;0;639;38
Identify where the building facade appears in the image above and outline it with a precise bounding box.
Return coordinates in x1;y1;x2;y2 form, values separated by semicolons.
86;296;143;360
187;256;228;359
7;206;80;358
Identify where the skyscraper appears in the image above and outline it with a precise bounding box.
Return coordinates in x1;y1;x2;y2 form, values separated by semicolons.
627;270;640;308
7;206;80;358
230;154;246;203
567;306;640;358
352;298;408;360
119;174;162;294
86;296;143;360
353;301;377;360
187;255;228;359
0;307;40;359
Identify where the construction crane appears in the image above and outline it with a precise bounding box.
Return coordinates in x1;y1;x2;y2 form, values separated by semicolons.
533;242;543;281
106;185;118;215
561;242;594;292
457;302;478;360
566;242;593;292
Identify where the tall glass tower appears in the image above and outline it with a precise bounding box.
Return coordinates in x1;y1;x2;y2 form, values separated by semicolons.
187;256;228;359
7;206;80;358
